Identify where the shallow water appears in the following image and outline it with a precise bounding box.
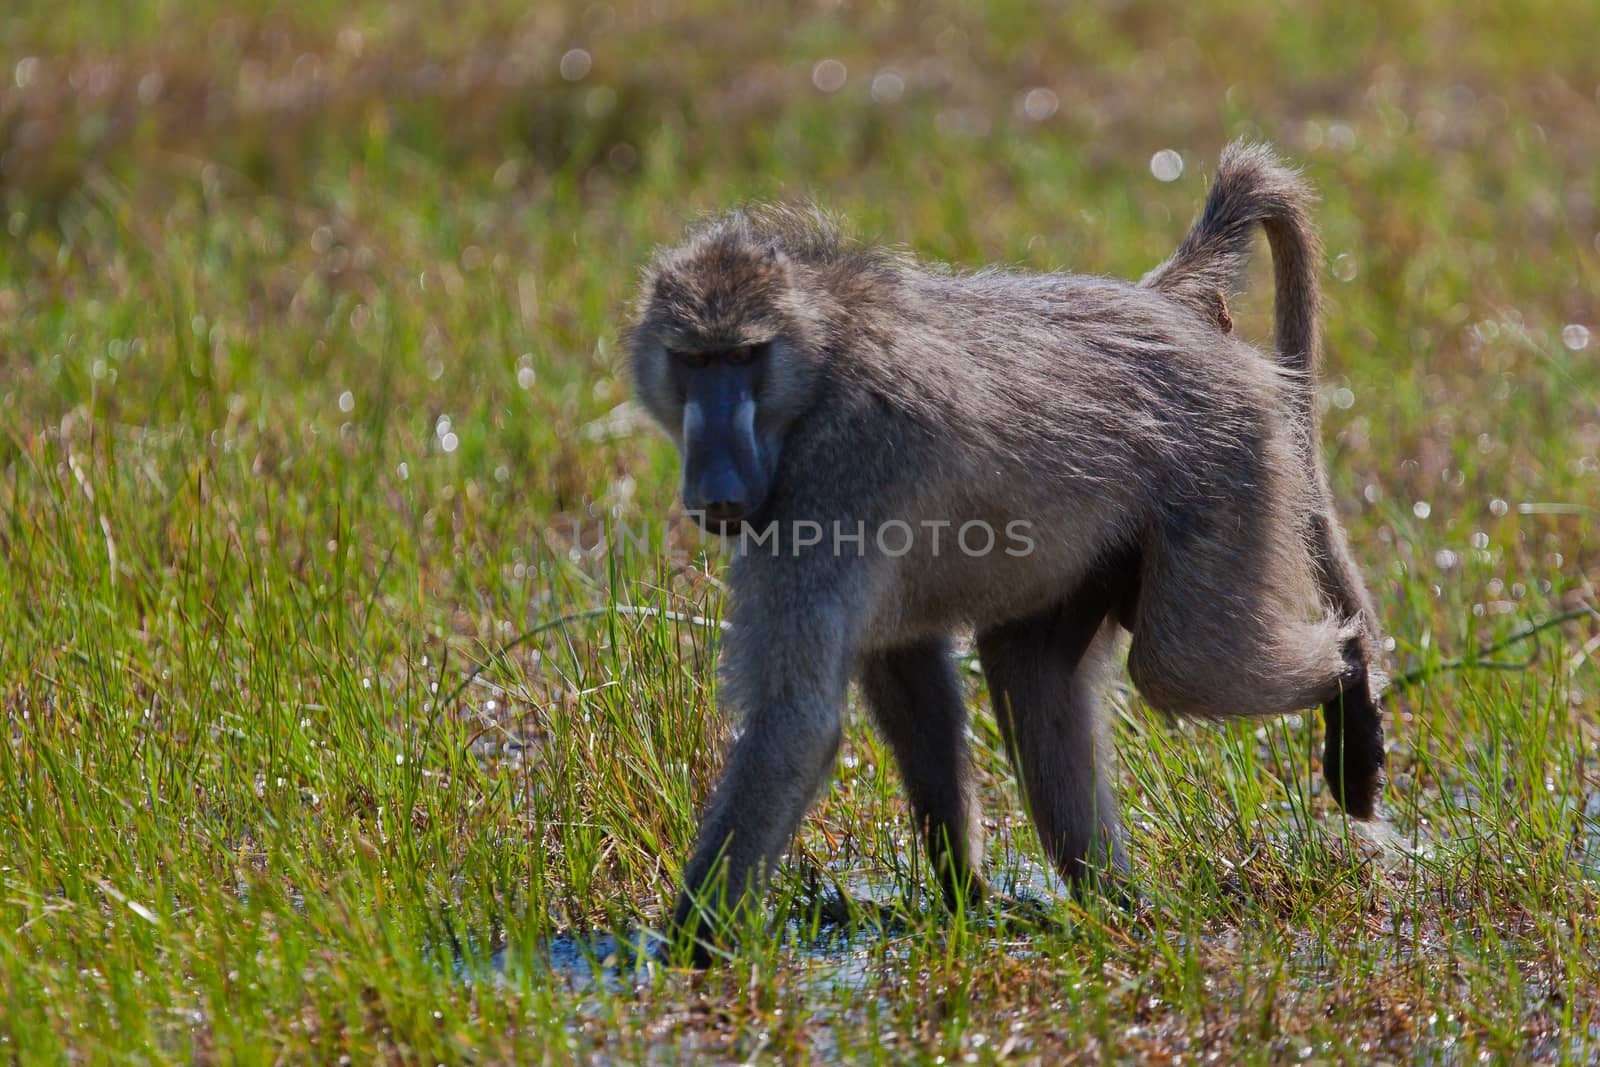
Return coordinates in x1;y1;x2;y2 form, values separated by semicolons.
456;876;1065;997
461;914;897;993
487;928;663;992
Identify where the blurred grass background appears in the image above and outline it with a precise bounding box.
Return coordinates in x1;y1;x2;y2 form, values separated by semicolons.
2;1;1598;1062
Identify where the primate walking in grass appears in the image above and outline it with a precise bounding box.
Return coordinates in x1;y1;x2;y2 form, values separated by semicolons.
627;141;1386;961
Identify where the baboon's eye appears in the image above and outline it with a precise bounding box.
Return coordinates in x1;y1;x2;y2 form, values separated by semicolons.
725;342;767;366
672;349;710;369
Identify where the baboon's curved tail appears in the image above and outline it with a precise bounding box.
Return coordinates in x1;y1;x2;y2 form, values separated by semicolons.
1141;140;1322;404
1144;140;1390;818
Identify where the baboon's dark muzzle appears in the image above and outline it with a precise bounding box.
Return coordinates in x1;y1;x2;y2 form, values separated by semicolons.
680;372;770;528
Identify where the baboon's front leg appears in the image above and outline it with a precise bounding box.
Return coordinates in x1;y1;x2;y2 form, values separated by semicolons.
859;638;986;909
670;696;843;960
670;600;853;963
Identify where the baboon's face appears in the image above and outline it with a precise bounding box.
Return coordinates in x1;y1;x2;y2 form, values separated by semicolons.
661;339;781;531
630;235;819;534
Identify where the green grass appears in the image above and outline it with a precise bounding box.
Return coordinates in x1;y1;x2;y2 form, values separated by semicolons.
2;0;1599;1061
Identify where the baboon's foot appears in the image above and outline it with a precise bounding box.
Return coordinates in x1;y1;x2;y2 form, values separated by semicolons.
1320;658;1385;818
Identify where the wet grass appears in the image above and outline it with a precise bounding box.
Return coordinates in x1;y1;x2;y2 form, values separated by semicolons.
2;0;1599;1062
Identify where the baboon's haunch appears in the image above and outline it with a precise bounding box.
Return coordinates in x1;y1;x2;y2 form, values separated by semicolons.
627;141;1387;961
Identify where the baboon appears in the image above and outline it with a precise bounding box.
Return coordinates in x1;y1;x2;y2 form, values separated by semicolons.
626;141;1387;960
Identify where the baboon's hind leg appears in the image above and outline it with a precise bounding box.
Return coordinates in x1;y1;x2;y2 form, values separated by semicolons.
1126;513;1357;721
977;589;1128;891
859;638;986;908
1306;491;1387;818
1128;505;1385;818
1320;657;1384;818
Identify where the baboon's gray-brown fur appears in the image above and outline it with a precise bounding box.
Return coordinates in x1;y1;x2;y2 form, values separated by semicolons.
627;140;1387;959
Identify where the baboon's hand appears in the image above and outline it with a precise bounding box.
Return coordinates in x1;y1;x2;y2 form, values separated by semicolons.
666;891;727;969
